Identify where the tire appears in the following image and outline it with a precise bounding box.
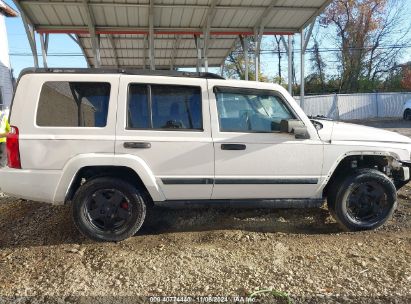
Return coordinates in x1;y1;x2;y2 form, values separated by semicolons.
403;109;411;120
327;169;397;231
72;177;146;242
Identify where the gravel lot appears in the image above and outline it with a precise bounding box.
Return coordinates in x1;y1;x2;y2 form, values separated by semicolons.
0;119;410;304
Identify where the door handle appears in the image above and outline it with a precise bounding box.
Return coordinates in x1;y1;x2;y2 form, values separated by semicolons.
123;142;151;149
221;143;246;150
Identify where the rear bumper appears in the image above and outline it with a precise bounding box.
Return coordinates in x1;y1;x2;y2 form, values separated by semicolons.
0;167;62;204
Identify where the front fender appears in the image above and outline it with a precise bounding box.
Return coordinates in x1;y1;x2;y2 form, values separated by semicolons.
319;148;407;191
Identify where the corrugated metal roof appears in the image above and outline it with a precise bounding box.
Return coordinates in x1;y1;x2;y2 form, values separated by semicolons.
78;33;236;68
15;0;331;69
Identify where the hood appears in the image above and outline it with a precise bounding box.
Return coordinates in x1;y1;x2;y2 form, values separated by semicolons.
315;120;411;144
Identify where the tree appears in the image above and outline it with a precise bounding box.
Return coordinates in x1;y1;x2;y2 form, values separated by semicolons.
320;0;409;93
223;36;254;80
223;36;269;81
273;35;283;84
381;65;402;91
309;39;327;92
400;63;411;91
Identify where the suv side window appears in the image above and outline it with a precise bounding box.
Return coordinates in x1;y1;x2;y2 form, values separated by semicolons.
37;81;111;127
127;84;202;130
214;87;295;133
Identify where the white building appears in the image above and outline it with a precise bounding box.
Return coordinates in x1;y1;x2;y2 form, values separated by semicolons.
0;1;18;110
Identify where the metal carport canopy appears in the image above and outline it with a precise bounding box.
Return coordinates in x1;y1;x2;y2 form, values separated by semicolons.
14;0;331;70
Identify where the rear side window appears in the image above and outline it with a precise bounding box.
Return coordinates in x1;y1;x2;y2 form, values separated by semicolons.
127;84;202;130
37;81;111;127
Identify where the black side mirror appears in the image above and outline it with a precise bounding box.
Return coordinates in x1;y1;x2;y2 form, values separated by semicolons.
294;127;310;139
280;119;305;133
280;119;310;139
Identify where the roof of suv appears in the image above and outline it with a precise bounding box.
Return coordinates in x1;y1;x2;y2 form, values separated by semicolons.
19;68;225;80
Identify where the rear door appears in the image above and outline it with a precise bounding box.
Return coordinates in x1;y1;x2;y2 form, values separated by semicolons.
115;75;214;200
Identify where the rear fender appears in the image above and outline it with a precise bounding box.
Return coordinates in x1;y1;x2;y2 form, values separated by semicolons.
53;153;166;203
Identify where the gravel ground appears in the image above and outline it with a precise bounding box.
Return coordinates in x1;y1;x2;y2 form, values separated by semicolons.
0;119;410;304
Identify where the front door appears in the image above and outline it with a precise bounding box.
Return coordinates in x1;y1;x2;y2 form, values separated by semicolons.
208;81;324;199
115;75;214;200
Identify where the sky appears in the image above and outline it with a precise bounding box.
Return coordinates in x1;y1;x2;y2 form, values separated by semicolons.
5;0;411;80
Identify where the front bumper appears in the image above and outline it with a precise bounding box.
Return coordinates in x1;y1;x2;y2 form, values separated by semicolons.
393;161;411;189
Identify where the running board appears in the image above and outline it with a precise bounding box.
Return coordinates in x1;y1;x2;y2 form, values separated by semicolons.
154;199;325;209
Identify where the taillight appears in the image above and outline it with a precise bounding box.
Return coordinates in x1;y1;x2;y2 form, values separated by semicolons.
6;126;21;169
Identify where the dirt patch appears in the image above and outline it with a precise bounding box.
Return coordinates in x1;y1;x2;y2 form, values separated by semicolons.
0;120;410;303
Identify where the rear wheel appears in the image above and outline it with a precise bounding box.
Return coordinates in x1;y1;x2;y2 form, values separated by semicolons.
327;169;397;231
72;177;146;242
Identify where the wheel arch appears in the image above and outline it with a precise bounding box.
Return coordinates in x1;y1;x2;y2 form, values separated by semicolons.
322;152;400;198
53;154;166;204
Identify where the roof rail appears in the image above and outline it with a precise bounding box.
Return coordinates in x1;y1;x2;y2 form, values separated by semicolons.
19;68;225;80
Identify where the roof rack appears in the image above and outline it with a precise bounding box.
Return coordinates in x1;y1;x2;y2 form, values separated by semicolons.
19;68;225;80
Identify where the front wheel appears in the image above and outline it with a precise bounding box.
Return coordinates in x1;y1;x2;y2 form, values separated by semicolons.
72;177;146;242
327;169;397;231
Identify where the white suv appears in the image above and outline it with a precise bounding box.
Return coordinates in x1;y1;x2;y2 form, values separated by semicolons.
1;68;410;241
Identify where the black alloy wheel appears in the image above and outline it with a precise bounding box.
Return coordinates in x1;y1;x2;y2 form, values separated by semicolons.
327;168;397;231
85;188;133;232
72;177;147;242
345;181;391;225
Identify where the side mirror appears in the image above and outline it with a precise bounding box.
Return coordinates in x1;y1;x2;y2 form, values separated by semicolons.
294;127;310;139
280;119;310;139
280;119;304;133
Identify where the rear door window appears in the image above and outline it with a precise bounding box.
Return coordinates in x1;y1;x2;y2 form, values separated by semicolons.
127;84;202;130
36;81;111;127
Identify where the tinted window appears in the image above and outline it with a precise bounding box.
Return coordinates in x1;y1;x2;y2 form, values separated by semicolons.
128;84;150;129
215;88;294;132
37;81;110;127
127;84;202;130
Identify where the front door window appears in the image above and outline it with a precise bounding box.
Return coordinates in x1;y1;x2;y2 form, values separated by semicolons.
214;87;295;133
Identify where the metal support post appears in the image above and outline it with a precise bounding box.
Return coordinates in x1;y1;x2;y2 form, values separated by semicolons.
143;34;148;69
195;35;202;73
149;0;155;70
240;35;249;80
68;34;90;68
21;16;38;67
300;30;305;108
40;33;48;68
300;20;315;108
288;35;293;94
202;0;217;73
83;0;101;67
203;31;209;72
254;29;262;82
170;35;180;70
13;1;38;67
107;35;119;68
